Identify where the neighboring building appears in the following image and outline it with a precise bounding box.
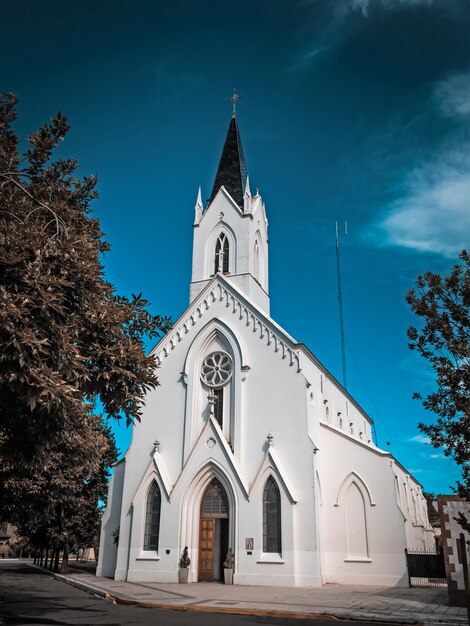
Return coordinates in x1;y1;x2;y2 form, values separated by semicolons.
97;111;434;587
0;524;22;558
426;495;442;547
0;524;11;556
438;496;470;607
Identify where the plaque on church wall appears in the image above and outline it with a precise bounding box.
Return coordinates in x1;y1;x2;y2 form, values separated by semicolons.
245;538;253;550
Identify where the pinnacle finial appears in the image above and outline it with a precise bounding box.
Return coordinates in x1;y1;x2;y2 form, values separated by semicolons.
227;88;242;117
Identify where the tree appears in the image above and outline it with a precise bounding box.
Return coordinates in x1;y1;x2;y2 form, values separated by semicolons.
0;407;118;571
0;93;171;466
406;250;470;501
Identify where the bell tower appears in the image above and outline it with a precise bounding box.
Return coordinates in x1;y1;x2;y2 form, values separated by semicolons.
189;107;270;314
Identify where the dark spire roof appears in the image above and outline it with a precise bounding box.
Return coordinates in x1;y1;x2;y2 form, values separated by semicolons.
210;114;247;208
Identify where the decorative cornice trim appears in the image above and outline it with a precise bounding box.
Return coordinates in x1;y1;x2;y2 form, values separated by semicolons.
152;451;173;500
151;274;302;374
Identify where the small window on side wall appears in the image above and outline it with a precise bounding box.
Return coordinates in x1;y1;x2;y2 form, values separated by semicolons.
263;477;281;554
144;482;161;552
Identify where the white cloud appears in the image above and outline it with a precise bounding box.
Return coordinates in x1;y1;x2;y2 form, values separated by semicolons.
348;0;437;17
291;44;332;72
420;451;445;459
434;71;470;118
377;68;470;257
292;0;439;71
382;158;470;257
409;434;431;444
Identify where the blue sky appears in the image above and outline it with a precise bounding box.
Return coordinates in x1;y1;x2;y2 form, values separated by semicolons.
2;0;469;494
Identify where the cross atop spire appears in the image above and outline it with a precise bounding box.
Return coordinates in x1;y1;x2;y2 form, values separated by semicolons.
209;112;247;208
227;88;242;118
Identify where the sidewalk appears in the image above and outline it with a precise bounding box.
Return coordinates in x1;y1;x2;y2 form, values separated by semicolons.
32;565;468;625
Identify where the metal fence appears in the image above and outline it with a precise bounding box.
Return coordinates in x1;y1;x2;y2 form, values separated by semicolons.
405;548;447;588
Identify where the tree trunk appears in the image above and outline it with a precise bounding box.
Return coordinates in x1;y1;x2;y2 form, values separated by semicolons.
53;548;60;572
60;544;69;574
44;546;49;569
48;547;55;570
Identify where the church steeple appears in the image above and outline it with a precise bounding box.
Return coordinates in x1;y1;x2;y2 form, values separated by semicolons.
209;114;247;208
190;108;269;313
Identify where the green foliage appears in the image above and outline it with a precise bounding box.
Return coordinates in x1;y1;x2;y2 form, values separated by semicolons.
0;93;171;465
406;250;470;500
0;93;171;558
0;409;118;554
179;546;191;568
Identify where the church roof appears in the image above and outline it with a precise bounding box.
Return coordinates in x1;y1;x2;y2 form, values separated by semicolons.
210;115;247;209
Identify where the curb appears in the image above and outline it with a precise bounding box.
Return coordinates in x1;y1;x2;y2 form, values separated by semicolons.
28;564;111;600
27;565;464;625
113;596;427;624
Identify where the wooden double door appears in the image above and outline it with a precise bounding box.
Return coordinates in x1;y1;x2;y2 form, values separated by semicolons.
198;479;229;582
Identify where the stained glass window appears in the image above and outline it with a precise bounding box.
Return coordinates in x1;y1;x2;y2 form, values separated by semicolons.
144;482;161;551
202;480;228;516
263;477;281;554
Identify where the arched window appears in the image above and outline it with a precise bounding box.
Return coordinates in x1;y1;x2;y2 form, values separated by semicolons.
202;479;229;516
214;233;229;274
144;482;161;552
201;351;233;430
345;482;368;558
263;477;281;554
254;240;260;281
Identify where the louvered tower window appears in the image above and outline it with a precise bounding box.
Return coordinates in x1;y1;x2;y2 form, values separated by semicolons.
214;233;229;274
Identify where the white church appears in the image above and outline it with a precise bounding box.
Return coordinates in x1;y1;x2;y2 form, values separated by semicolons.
97;109;434;587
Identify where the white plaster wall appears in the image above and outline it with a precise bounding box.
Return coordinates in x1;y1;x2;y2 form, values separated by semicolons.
97;460;125;578
318;425;409;586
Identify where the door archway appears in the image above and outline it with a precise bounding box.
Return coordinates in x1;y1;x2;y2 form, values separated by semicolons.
198;479;229;581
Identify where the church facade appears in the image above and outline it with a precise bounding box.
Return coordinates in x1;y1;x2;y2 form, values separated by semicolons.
97;113;434;587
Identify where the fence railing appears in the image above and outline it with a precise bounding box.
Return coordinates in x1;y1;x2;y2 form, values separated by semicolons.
405;548;446;588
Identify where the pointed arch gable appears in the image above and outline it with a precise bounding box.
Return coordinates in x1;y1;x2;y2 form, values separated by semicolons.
179;458;239;578
174;416;250;499
182;458;239;511
182;318;247;375
152;450;173;501
334;471;376;507
201;185;244;219
251;448;297;504
131;460;167;507
181;319;246;460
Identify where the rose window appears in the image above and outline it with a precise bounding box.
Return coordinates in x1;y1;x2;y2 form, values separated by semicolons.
201;352;232;387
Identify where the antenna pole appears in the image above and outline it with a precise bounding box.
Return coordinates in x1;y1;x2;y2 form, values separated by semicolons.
336;221;347;389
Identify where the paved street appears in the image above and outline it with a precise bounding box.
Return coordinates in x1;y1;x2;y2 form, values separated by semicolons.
0;561;404;626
